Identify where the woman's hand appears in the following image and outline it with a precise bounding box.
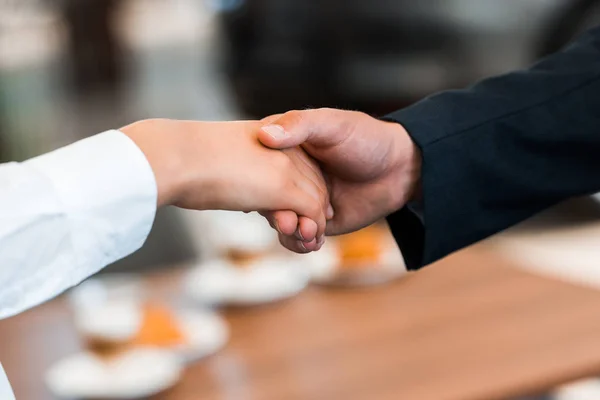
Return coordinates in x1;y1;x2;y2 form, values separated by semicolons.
121;119;329;248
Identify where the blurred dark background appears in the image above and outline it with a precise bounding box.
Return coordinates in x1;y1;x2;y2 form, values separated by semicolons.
1;0;599;271
220;0;600;115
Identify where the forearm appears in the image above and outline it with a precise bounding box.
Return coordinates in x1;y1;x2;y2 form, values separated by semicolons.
385;26;600;269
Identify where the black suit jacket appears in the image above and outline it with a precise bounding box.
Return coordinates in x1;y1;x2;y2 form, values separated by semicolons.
384;25;600;270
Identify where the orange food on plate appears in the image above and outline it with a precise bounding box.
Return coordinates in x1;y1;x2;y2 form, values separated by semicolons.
336;224;386;267
132;304;186;347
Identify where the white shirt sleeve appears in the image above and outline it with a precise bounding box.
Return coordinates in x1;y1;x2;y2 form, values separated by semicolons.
0;130;157;319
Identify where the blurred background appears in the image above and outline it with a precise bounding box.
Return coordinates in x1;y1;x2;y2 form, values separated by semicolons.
2;0;600;399
2;0;599;273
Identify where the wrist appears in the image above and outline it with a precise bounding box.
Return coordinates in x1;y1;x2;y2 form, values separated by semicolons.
386;121;422;212
120;119;186;208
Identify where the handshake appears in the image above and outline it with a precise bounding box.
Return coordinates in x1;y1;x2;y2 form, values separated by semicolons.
121;108;422;253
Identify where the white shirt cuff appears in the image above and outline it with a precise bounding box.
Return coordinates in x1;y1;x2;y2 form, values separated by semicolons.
27;129;157;264
14;130;157;305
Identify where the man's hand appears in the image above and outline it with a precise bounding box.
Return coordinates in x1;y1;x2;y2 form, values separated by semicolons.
258;108;421;252
121;119;329;246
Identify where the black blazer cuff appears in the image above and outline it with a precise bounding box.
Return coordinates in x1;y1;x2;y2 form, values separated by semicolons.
385;206;425;271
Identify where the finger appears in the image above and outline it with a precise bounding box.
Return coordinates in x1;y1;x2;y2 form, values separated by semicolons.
327;203;334;220
283;149;327;200
274;210;298;236
297;216;317;242
258;108;352;150
288;178;327;239
323;171;335;220
262;208;318;245
284;148;330;222
260;210;298;236
303;237;319;252
265;211;320;245
296;156;332;219
317;233;326;250
291;146;322;177
277;233;315;254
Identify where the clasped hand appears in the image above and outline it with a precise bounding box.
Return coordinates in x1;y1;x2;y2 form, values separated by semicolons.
121;108;421;253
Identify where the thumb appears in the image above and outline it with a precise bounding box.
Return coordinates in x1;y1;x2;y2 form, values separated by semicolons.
258;108;345;150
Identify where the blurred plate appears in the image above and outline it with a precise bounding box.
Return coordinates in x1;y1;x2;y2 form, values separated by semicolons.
194;210;278;260
554;378;600;400
69;275;144;311
185;257;309;306
301;239;407;287
73;302;229;364
46;348;182;399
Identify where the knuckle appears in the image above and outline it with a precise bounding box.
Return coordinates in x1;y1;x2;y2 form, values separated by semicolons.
283;110;305;127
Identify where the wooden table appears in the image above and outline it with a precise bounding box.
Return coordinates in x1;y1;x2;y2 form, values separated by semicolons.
3;248;600;400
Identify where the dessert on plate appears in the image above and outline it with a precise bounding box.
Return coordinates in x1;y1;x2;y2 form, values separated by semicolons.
46;277;229;399
68;277;229;363
304;222;406;286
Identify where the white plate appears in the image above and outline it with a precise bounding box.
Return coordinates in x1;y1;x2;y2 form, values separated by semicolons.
185;257;309;306
73;303;229;364
46;348;182;399
195;210;278;259
69;277;230;362
69;275;144;310
300;240;406;286
554;378;600;400
298;241;341;282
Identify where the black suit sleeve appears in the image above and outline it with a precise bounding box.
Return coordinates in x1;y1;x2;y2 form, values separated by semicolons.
384;25;600;270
